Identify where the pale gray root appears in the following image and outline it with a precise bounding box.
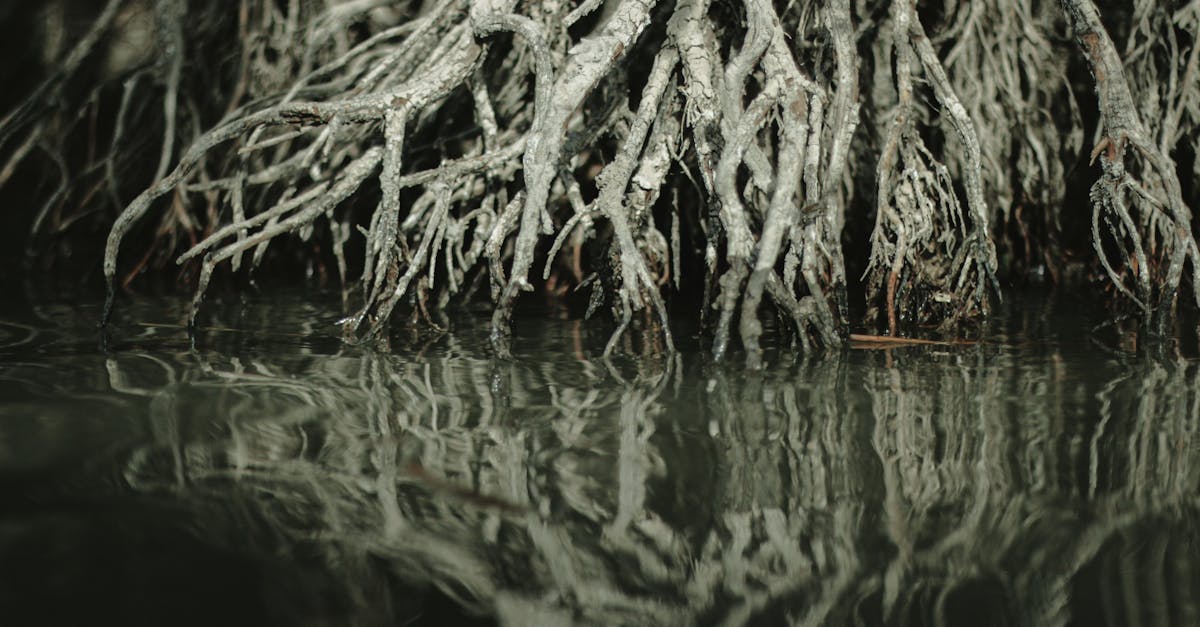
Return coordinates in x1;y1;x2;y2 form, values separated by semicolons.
937;0;1082;275
28;0;1031;362
819;0;861;323
93;0;685;357
102;0;498;328
711;80;782;362
907;13;998;314
186;147;384;328
671;0;855;365
486;0;660;357
587;46;679;356
44;0;1191;360
1060;0;1200;328
864;0;998;337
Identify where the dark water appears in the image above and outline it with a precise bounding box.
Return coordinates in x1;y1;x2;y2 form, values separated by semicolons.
0;290;1197;626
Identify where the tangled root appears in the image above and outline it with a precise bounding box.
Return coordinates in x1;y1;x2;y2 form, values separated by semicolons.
1;0;1196;361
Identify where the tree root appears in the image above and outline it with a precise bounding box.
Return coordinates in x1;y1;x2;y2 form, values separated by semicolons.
0;0;1195;362
1062;0;1200;329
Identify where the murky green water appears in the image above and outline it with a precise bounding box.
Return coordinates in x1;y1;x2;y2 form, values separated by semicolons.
1;290;1197;626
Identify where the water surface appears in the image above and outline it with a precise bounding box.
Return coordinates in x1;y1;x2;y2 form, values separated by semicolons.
0;290;1197;626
